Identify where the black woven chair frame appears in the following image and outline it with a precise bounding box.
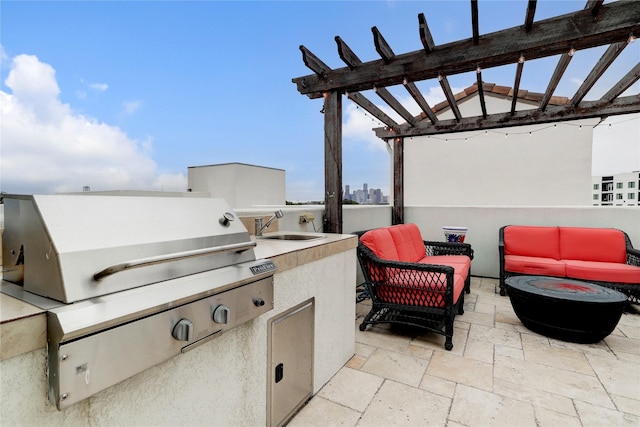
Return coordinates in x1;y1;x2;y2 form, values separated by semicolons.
357;241;472;351
498;226;640;306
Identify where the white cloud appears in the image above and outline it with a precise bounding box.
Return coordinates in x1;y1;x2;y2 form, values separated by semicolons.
89;82;108;92
122;99;142;115
0;53;187;194
343;103;389;152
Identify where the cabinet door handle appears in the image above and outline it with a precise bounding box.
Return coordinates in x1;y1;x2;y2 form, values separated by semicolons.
275;363;284;383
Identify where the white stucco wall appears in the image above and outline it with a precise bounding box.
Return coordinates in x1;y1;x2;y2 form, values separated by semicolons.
188;163;286;209
0;251;356;426
405;205;640;279
404;95;598;206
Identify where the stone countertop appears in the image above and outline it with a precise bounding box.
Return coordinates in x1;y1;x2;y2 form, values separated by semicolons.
0;232;357;361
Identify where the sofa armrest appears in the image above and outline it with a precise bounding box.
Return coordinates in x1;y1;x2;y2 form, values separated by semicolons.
424;240;474;260
627;247;640;267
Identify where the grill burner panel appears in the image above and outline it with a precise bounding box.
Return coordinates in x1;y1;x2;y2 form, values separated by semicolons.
48;274;274;410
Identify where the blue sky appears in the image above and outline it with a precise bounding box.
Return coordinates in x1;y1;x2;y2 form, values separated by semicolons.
1;0;638;201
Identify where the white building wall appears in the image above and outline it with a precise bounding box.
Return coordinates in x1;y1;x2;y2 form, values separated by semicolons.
404;95;598;206
188;163;285;209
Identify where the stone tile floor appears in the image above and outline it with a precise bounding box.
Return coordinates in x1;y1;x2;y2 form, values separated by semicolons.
289;277;640;427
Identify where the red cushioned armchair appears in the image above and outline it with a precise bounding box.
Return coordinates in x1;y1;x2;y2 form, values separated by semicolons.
357;224;474;350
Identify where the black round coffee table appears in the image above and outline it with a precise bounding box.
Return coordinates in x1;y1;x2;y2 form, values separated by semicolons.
505;276;627;343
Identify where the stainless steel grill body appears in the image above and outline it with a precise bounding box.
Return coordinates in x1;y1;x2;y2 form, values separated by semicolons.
1;194;276;410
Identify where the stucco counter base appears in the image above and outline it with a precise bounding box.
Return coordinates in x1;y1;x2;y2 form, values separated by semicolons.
0;232;357;426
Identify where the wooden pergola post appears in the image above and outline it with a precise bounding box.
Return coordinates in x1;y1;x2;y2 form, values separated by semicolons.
323;91;342;233
392;137;404;225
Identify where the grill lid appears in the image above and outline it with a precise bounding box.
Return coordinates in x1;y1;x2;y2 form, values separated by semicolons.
2;194;257;303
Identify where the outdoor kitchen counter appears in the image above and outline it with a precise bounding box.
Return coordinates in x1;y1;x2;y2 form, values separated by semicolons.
0;232;357;361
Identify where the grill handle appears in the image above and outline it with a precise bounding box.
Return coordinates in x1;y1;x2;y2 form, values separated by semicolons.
93;241;257;281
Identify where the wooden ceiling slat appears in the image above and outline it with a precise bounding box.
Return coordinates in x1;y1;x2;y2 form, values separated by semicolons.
293;2;639;98
511;56;525;115
524;0;537;32
439;76;462;121
299;45;332;78
373;94;640;138
372;26;395;63
570;42;627;105
476;71;488;118
471;0;480;44
600;62;640;103
335;36;362;70
540;52;574;111
346;92;400;129
418;13;436;53
374;87;418;126
404;81;439;124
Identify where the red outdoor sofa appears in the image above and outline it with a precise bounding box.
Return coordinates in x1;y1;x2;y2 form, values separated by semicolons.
499;225;640;305
357;223;474;350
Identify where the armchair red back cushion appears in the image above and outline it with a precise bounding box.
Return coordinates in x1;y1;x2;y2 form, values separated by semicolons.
360;228;399;261
504;226;561;260
388;223;427;263
560;227;627;263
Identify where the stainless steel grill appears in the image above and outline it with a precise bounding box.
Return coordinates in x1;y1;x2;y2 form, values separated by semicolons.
1;194;276;409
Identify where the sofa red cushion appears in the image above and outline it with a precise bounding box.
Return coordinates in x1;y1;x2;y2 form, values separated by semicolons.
504;255;566;277
560;227;627;263
504;226;560;260
563;260;640;284
388;223;427;262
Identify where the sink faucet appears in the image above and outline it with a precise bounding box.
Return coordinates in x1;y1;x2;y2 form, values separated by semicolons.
255;210;284;237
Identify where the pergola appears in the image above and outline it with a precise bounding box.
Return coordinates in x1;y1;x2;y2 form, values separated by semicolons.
292;0;640;233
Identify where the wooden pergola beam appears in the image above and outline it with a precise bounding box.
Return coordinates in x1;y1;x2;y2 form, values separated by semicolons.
374;94;640;138
439;75;462;121
418;13;435;53
346;92;400;129
293;1;640;98
540;52;574;111
374;87;418;126
476;69;488;119
404;81;438;124
372;26;395;63
392;137;404;225
600;63;640;103
299;45;332;78
524;0;537;32
585;0;604;15
570;42;627;105
335;36;362;70
471;0;480;44
323;91;342;234
511;55;525;115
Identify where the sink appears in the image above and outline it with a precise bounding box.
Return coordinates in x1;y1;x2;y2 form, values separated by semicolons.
258;233;326;241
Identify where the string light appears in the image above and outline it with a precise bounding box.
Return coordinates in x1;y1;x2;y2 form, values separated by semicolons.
568;47;576;56
346;99;635;142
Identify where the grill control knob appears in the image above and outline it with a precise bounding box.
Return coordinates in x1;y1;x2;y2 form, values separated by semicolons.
172;319;194;341
219;212;235;226
213;304;230;324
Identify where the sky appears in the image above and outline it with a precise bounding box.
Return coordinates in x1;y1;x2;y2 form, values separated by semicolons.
1;0;638;201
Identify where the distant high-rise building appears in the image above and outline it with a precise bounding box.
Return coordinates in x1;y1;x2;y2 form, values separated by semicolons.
592;172;639;207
